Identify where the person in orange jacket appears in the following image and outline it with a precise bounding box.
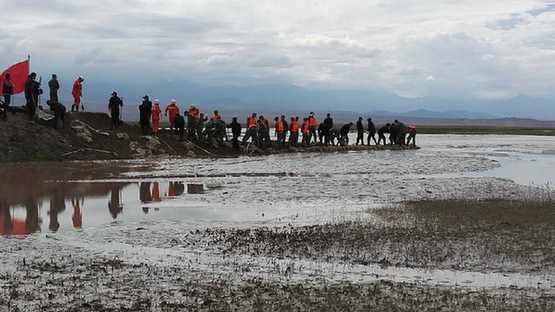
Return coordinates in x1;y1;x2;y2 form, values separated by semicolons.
151;100;161;136
289;116;299;145
307;112;317;144
242;113;258;144
274;116;285;146
187;105;200;139
301;117;310;146
211;110;221;121
165;99;180;131
71;197;83;229
71;76;84;112
152;182;161;202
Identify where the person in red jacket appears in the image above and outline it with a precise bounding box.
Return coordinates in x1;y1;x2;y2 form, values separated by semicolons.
151;100;162;136
211;110;222;121
71;197;83;229
242;113;258;144
307;112;317;144
301;117;310;146
274;116;285;146
71;76;84;112
165;99;180;131
289;117;299;145
187;105;200;139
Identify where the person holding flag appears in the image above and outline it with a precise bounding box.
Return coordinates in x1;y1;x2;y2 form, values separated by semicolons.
71;76;84;112
1;58;30;116
2;73;13;107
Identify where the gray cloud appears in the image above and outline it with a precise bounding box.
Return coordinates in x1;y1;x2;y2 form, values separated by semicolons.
1;0;555;101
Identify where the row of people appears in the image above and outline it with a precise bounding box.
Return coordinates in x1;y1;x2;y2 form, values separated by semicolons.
136;98;417;148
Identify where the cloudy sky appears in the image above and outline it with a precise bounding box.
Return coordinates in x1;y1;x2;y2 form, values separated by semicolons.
1;0;555;100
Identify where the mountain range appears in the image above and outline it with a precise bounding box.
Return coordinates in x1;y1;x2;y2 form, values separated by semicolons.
26;78;555;121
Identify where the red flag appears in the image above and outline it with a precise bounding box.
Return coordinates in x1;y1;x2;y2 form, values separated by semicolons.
0;59;30;94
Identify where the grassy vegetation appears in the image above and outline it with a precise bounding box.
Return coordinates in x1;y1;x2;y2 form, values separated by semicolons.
417;126;555;136
403;198;555;225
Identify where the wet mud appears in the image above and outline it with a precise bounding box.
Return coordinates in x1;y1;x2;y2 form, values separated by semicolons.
1;258;554;312
1;134;555;311
194;198;555;274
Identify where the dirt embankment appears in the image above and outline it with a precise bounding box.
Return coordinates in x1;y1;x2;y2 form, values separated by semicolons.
0;111;417;162
0;111;216;162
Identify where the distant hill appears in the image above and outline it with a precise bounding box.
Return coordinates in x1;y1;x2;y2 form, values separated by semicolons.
31;78;555;121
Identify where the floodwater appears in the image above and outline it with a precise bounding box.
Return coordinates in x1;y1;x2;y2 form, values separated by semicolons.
1;134;554;294
0;134;553;235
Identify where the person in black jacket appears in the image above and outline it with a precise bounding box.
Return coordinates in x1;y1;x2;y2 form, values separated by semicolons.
138;98;150;134
142;95;152;129
377;123;390;145
174;111;185;141
48;74;60;102
356;117;364;145
228;117;242;149
24;73;41;120
367;118;377;145
339;123;353;146
2;73;13;107
108;91;123;129
323;113;334;145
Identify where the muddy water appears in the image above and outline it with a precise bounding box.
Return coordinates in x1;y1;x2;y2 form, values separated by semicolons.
0;134;553;236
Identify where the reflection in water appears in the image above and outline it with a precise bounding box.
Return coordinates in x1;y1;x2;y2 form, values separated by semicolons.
25;198;40;234
140;182;152;203
108;185;124;219
152;182;161;202
0;199;40;236
49;190;66;232
72;197;83;229
0;181;186;235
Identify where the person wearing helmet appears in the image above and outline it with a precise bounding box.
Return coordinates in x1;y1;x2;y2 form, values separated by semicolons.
165;99;180;131
151;100;161;136
71;76;84;112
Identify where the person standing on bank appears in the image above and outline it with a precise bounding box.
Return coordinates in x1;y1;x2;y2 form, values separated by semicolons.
367;118;377;145
48;74;60;103
71;76;84;112
139;98;150;134
108;91;123;129
228;117;242;149
24;73;41;120
356;117;364;145
142;95;152;130
151;100;161;136
2;73;14;109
